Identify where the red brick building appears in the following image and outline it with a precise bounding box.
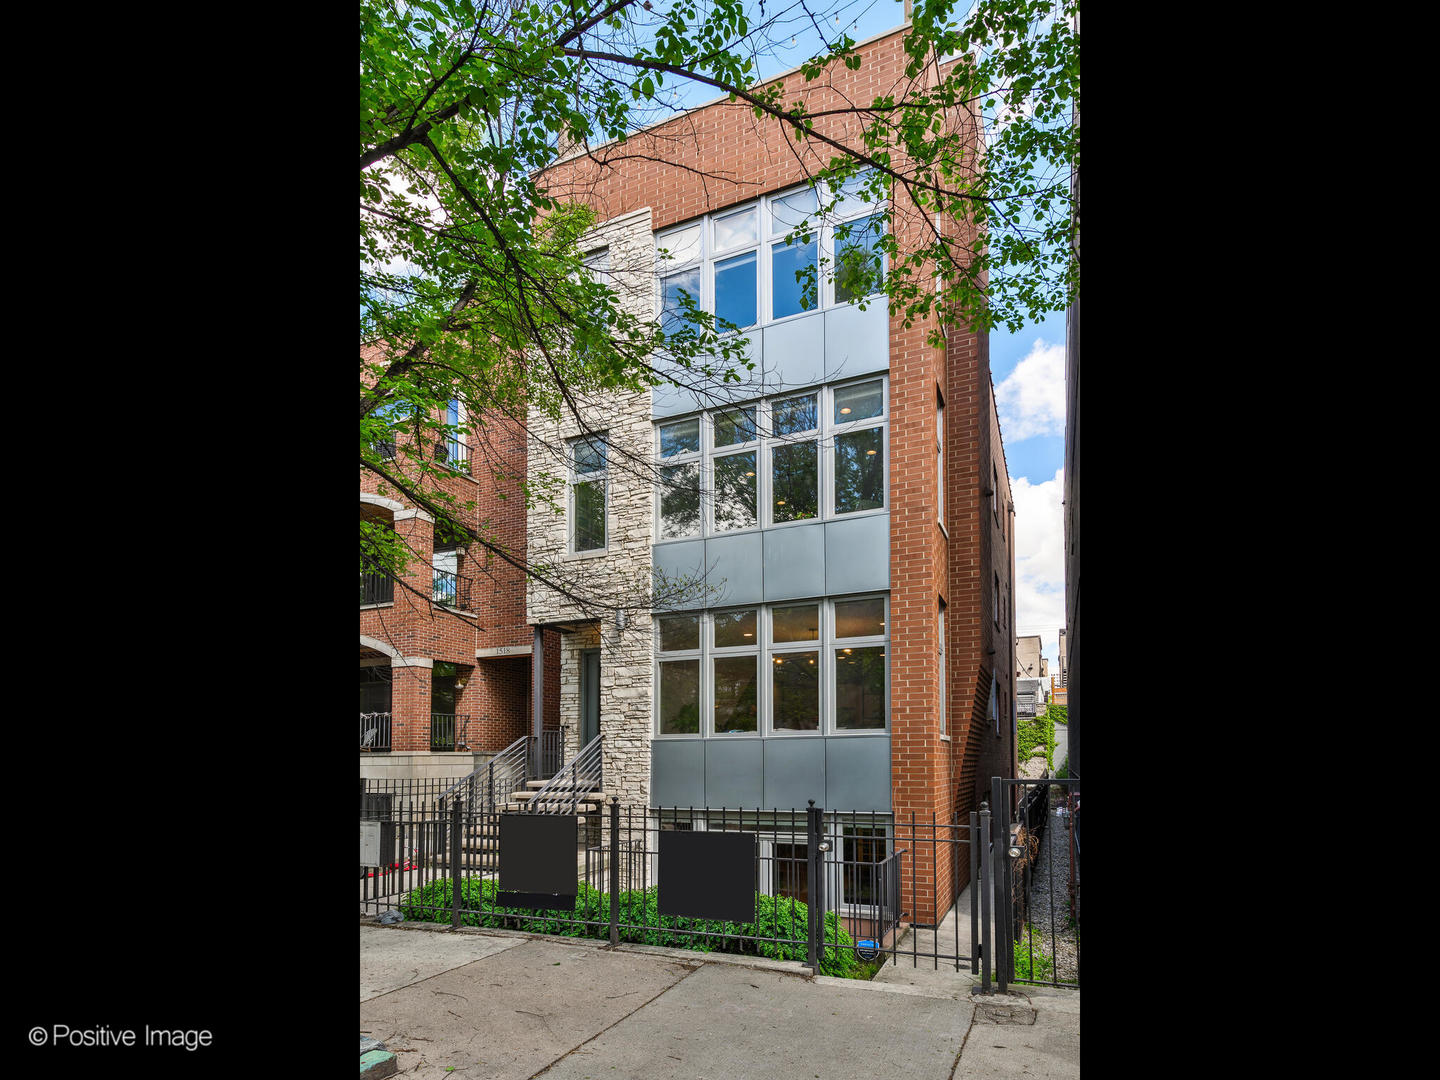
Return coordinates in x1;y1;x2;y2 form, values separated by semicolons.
359;368;561;786
361;22;1017;926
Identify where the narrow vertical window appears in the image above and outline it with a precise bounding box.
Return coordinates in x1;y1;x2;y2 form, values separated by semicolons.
657;614;701;734
442;399;469;472
832;380;885;515
936;395;945;524
658;417;701;540
712;406;758;532
770;187;819;319
938;599;947;736
657;223;702;337
770;393;819;523
570;434;608;552
712;207;758;330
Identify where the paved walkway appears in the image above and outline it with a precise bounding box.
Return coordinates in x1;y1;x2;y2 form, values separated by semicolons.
360;898;1078;1080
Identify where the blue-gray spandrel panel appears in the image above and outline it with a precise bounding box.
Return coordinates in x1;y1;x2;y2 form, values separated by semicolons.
824;514;890;595
650;334;764;418
653;540;706;610
763;312;824;394
824;736;892;811
762;522;825;601
652;739;706;806
704;739;764;808
763;738;826;811
705;532;763;606
824;303;889;382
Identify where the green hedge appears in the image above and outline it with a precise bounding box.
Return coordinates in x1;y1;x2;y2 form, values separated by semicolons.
399;877;860;978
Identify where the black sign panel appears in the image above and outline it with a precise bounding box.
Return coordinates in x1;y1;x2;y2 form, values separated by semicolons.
658;830;756;923
497;814;578;909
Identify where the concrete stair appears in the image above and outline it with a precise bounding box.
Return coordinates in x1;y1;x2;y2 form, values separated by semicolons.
427;778;606;870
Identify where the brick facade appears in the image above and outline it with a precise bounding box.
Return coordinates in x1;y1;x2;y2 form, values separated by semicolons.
360;355;559;780
362;24;1017;922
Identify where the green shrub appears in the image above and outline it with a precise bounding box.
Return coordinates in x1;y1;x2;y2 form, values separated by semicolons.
1012;931;1056;982
1017;710;1056;772
399;878;860;978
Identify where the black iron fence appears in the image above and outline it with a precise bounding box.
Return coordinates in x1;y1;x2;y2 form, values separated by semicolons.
359;797;1020;982
429;713;469;752
993;777;1081;989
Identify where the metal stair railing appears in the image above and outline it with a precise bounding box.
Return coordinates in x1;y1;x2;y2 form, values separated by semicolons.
527;735;603;814
439;733;529;815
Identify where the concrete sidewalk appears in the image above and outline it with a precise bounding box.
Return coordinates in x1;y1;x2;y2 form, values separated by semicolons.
360;917;1078;1080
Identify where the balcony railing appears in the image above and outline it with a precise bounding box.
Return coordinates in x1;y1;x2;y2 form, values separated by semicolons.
436;436;469;473
360;571;394;606
430;713;470;752
360;712;392;752
431;568;470;610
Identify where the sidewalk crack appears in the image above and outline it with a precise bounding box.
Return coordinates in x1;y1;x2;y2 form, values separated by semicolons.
525;964;702;1079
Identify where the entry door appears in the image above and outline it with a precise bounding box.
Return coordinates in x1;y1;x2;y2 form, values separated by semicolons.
580;649;600;747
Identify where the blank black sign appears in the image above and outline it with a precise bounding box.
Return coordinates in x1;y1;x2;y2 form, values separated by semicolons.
659;831;756;923
497;814;578;909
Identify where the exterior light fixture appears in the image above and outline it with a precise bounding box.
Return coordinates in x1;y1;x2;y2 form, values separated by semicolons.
1008;844;1023;859
817;840;832;852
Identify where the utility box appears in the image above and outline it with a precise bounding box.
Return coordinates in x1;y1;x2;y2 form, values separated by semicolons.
361;820;396;868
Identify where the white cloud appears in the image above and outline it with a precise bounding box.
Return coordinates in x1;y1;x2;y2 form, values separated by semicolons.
1011;467;1066;670
996;338;1066;440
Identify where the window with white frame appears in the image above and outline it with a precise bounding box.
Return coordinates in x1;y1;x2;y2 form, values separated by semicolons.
653;378;887;540
654;172;886;334
655;597;888;737
441;398;469;471
569;433;608;552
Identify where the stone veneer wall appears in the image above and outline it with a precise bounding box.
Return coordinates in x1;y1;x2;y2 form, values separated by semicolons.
527;206;658;809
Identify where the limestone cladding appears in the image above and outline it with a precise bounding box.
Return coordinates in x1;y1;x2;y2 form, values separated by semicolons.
528;206;658;810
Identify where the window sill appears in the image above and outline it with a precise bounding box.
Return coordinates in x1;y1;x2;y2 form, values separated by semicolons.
564;546;611;561
360;602;395;611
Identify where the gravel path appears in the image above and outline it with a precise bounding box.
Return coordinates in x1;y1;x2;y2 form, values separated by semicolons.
1018;793;1080;984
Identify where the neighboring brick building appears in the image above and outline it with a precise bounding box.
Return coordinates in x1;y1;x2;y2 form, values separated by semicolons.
516;23;1018;926
360;351;560;786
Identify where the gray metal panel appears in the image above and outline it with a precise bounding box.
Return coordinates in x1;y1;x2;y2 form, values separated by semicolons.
705;532;764;606
652;334;764;416
824;303;889;381
764;313;825;393
824;736;892;811
652;739;706;806
653;540;706;610
704;739;764;808
824;513;890;595
763;738;826;811
650;349;698;419
762;523;825;601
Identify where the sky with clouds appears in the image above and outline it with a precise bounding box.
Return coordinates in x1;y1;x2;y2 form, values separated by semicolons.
991;310;1067;673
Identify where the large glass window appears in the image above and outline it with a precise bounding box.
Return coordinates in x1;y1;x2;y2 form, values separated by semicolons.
654;379;886;541
653;172;886;337
570;434;607;552
654;598;887;737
